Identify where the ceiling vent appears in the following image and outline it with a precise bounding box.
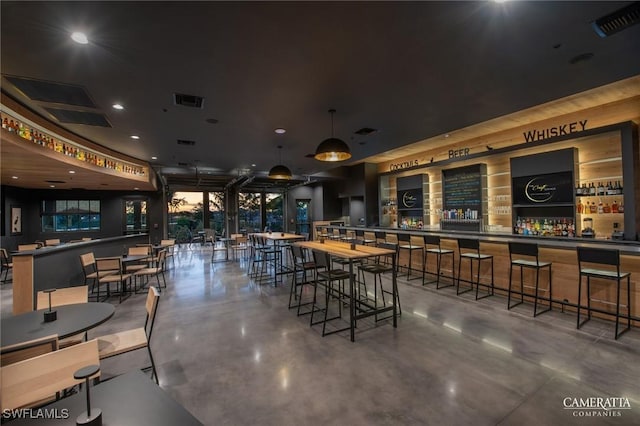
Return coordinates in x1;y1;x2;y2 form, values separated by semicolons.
177;139;196;146
44;108;111;127
354;127;377;135
592;2;640;37
173;93;205;109
4;76;96;108
177;162;190;167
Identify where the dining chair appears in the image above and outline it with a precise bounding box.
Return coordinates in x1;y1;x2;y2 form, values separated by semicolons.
0;248;13;283
96;286;161;384
127;246;152;278
134;250;167;292
160;239;176;268
17;244;39;252
36;286;89;347
96;257;133;303
80;252;117;301
0;334;58;367
0;339;100;412
45;239;61;246
230;235;249;261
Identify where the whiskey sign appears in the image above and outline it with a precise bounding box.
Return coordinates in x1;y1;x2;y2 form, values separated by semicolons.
523;120;588;143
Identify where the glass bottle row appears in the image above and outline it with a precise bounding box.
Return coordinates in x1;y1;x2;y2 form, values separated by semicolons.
1;112;146;176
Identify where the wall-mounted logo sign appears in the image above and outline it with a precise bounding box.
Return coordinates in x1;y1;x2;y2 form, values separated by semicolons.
401;191;417;208
525;177;556;203
523;120;588;143
389;159;419;171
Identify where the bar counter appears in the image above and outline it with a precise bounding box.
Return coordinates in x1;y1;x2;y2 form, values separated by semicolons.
11;234;149;314
318;225;639;326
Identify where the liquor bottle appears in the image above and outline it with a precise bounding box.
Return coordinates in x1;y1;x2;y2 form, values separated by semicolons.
611;200;619;213
618;181;623;195
577;200;583;214
603;203;611;214
589;202;597;214
618;202;624;214
606;181;613;195
1;117;7;129
597;182;605;196
589;182;596;195
597;200;604;214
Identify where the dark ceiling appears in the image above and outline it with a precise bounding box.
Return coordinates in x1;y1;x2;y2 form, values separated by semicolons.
1;1;639;192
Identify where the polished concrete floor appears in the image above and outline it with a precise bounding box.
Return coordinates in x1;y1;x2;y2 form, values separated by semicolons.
1;245;639;425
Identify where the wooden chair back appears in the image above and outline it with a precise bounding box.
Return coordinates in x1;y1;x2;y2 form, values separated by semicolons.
0;339;99;411
145;286;161;341
17;244;39;252
45;239;61;246
36;286;88;310
96;257;123;274
1;334;58;367
80;252;96;268
129;246;150;256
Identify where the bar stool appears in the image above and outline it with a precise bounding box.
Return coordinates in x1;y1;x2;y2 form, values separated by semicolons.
456;238;494;300
374;231;387;245
288;245;319;315
338;227;355;242
310;250;352;337
357;242;401;318
397;234;423;280
577;247;631;340
507;242;552;316
355;229;376;246
422;235;454;289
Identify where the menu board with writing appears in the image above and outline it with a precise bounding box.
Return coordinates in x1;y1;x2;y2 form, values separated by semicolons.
443;164;485;212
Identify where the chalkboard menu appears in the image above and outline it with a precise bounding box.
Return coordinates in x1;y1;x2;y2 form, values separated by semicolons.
443;164;485;214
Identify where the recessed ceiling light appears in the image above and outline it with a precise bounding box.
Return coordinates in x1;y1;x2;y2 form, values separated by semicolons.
70;32;89;44
49;185;56;188
112;104;124;110
69;170;76;174
251;164;257;167
274;128;286;134
11;176;18;179
444;134;450;138
134;187;139;190
130;135;140;140
151;156;157;160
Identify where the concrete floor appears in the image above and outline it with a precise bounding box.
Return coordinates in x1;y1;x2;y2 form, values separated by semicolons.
1;245;639;425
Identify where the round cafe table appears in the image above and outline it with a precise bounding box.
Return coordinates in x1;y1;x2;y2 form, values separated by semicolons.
1;302;115;348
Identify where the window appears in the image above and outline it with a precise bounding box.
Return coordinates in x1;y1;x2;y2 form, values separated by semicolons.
209;192;225;237
238;192;261;233
41;200;100;232
266;193;284;232
124;199;148;233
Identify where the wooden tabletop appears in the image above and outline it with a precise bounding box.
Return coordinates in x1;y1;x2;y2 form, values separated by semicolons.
294;240;394;260
252;232;306;241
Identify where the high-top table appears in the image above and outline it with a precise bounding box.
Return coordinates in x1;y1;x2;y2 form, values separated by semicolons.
252;232;306;285
1;302;115;348
293;240;398;342
6;370;203;425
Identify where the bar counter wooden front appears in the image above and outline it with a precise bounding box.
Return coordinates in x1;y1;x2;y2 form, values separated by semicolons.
11;234;149;314
319;226;640;327
293;239;398;342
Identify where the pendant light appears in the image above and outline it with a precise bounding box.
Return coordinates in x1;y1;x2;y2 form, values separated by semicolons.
314;109;352;162
268;145;292;179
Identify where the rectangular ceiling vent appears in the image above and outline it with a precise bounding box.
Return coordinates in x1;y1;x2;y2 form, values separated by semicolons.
354;127;378;135
173;93;205;109
43;107;111;127
592;2;640;37
4;76;96;108
177;139;196;146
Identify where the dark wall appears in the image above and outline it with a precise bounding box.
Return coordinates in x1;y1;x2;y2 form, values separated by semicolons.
1;185;164;251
